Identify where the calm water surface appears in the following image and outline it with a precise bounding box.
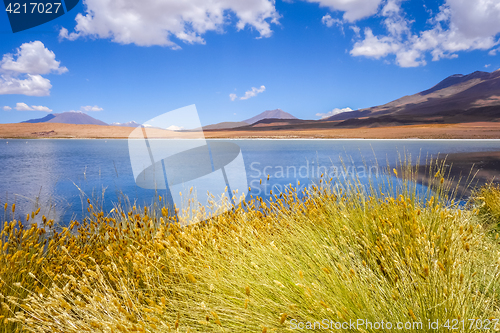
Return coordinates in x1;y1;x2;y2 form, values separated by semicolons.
1;139;499;224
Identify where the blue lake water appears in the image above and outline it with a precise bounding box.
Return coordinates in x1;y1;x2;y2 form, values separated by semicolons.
1;139;499;224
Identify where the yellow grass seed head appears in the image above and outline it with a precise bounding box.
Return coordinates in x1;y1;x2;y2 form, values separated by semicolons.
408;308;417;320
280;313;287;324
423;265;429;276
437;261;445;272
274;280;285;288
245;285;250;296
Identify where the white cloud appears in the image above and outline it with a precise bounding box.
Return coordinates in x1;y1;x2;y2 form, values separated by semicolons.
14;103;52;112
0;41;67;96
3;106;11;111
316;107;353;119
351;28;400;59
350;25;361;37
60;0;280;48
14;103;33;111
241;85;266;100
485;64;491;68
166;125;184;131
80;105;103;112
31;105;53;112
350;0;500;67
489;47;500;56
322;14;342;28
230;85;266;101
1;41;67;75
303;0;383;22
0;74;53;97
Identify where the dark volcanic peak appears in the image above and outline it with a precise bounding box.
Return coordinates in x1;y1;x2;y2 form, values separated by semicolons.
243;109;298;124
202;121;248;131
47;112;108;126
421;71;493;96
323;69;500;123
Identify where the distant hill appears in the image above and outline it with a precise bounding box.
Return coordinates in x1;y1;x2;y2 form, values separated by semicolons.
22;114;56;123
22;112;108;126
111;121;141;128
325;69;500;123
243;109;298;124
202;121;248;131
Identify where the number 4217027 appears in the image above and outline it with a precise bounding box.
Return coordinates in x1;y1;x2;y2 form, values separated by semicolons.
5;3;62;14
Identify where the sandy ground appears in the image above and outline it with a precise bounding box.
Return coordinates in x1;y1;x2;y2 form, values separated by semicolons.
2;122;500;139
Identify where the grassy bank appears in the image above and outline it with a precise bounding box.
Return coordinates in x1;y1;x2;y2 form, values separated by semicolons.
1;164;500;332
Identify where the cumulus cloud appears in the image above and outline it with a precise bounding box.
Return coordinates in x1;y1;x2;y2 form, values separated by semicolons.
350;0;500;67
230;86;266;101
0;41;67;96
0;74;53;96
31;105;53;112
304;0;383;22
80;105;103;112
1;41;67;75
3;106;11;111
489;47;500;56
316;107;353;119
60;0;280;48
14;103;33;111
351;28;400;59
166;125;184;131
68;105;104;112
241;85;266;100
14;102;52;112
322;14;342;28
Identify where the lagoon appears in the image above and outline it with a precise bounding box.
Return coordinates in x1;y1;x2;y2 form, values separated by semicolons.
1;139;499;223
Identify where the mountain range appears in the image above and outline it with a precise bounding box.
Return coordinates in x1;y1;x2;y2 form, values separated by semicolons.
324;69;500;126
18;69;500;131
22;112;108;126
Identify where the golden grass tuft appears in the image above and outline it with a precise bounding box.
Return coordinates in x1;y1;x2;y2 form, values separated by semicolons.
0;161;499;332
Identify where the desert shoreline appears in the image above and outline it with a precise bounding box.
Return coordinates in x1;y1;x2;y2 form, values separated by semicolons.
2;122;500;139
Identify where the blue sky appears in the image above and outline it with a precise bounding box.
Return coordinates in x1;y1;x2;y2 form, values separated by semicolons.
0;0;499;126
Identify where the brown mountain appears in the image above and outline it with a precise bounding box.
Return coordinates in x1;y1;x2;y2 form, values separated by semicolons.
243;109;298;124
23;112;108;126
202;121;248;130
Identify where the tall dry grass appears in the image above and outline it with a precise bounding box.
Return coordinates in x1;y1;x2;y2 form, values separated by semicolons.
0;160;500;332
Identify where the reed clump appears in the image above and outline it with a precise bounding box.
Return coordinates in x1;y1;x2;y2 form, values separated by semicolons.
1;164;500;332
474;183;500;227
